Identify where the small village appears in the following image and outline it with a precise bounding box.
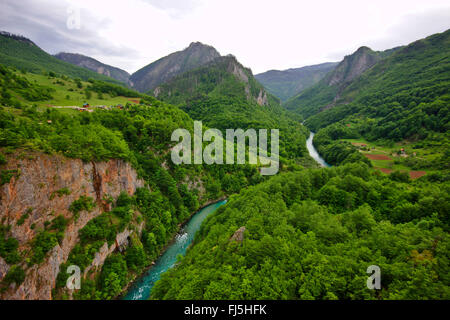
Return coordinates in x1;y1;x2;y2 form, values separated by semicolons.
51;103;125;112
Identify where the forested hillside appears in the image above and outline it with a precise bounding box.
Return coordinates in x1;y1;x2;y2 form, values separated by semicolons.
148;29;450;301
0;60;266;299
284;46;399;118
152;55;313;165
295;30;449;175
0;32;121;84
152;163;450;299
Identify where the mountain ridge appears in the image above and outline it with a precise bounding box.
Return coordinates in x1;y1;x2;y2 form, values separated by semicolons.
130;42;221;92
283;45;401;118
255;62;339;102
153;54;275;107
0;31;122;84
54;52;131;85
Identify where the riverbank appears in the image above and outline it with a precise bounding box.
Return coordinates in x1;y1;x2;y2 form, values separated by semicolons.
119;198;228;300
306;131;331;167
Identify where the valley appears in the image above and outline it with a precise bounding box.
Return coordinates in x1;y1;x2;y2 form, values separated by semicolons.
0;24;448;302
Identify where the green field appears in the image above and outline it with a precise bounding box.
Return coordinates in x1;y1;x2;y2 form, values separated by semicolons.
12;72;140;108
341;138;447;178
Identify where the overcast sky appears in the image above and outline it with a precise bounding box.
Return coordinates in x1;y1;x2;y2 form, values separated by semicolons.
1;0;449;74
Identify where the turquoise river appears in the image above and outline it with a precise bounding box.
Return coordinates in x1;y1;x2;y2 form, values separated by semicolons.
122;199;227;300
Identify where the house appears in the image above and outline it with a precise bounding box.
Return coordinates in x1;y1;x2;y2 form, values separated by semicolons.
83;103;90;108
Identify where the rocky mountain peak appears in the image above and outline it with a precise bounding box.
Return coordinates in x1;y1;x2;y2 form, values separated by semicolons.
129;42;220;92
326;46;380;86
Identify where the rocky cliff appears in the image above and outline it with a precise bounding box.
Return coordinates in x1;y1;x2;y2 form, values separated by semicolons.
325;46;381;87
0;151;144;299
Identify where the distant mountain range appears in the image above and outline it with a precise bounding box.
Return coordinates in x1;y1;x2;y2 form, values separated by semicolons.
255;62;338;102
283;45;402;118
54;52;131;85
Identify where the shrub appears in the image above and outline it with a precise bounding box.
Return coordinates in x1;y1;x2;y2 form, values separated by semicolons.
0;232;21;264
0;169;19;185
69;196;95;217
2;265;25;285
390;170;411;183
31;231;59;264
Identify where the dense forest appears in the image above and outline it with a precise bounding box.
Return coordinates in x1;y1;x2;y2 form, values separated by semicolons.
153;55;314;166
0;69;272;298
295;30;450;175
152;163;449;299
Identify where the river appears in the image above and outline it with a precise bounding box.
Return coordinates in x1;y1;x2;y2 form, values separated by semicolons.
123;131;326;300
122;199;227;300
306;131;331;167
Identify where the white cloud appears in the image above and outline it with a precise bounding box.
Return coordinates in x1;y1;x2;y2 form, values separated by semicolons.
0;0;449;74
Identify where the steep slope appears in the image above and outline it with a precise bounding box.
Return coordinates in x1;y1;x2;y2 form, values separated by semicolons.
0;64;142;109
130;42;220;92
0;67;267;299
284;46;399;118
0;32;121;84
0;152;144;299
305;29;449;170
153;55;276;107
152;54;312;163
54;52;131;85
255;62;338;102
151;165;450;300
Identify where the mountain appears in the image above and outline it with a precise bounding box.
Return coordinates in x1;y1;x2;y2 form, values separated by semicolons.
0;63;263;299
153;54;276;107
152;54;311;163
130;42;220;92
0;31;121;84
255;62;338;102
305;29;449;169
54;52;130;85
284;46;399;118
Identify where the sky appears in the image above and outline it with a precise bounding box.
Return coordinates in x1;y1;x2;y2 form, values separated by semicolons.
1;0;449;74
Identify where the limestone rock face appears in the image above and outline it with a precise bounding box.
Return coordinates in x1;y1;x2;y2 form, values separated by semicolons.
230;226;246;243
256;89;268;106
0;151;145;300
326;46;381;87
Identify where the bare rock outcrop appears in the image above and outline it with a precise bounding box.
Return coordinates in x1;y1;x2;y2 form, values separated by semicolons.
0;151;145;300
230;226;246;243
